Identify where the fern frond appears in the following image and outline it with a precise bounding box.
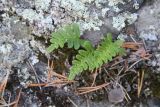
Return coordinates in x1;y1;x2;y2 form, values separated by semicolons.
68;33;124;80
47;24;125;80
47;23;83;52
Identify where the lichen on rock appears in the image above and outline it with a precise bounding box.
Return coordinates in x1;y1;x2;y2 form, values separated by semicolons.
16;9;43;23
112;12;138;31
108;0;125;12
60;0;103;32
35;0;51;11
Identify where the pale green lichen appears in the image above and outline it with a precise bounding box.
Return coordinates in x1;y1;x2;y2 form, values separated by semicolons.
16;0;138;34
0;44;12;54
112;12;138;31
29;54;39;65
77;14;103;31
95;0;107;8
35;0;51;11
17;9;54;34
108;0;125;12
140;30;158;41
55;0;137;33
112;15;126;31
61;0;88;16
117;33;128;41
81;0;95;3
17;9;43;23
60;0;103;32
133;0;140;9
108;0;124;6
102;8;109;18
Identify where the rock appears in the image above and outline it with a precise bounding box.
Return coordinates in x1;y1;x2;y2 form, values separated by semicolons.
112;12;138;31
118;0;144;13
0;0;142;38
135;0;160;38
10;17;31;40
35;0;51;11
0;17;32;69
135;0;160;73
108;87;125;103
147;98;160;107
140;30;158;41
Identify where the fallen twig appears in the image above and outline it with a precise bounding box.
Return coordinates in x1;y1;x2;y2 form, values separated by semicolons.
68;97;78;107
122;42;142;50
27;61;41;90
77;83;110;95
124;59;143;72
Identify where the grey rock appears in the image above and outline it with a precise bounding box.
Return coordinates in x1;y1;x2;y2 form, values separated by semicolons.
135;0;160;73
140;30;158;41
0;16;33;75
3;0;142;38
147;98;160;107
135;0;160;38
108;87;125;103
118;0;144;13
10;17;31;40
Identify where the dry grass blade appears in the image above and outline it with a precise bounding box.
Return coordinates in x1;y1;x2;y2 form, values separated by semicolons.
0;70;9;96
91;69;98;87
0;100;16;107
137;69;144;98
46;80;74;86
122;42;142;50
0;97;8;106
47;59;53;82
0;79;7;94
122;86;131;101
28;83;47;87
0;89;22;107
0;70;22;107
13;88;22;107
28;60;75;88
68;97;78;107
48;60;68;79
124;59;143;72
28;79;74;87
51;71;68;79
77;84;109;91
77;83;110;95
27;61;41;90
132;47;151;60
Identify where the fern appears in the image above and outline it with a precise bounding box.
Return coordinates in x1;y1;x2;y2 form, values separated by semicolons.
47;24;125;80
47;23;91;52
68;33;124;80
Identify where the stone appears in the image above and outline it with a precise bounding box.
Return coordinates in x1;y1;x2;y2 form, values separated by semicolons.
108;87;125;103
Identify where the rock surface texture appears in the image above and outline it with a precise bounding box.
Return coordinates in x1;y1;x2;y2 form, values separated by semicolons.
1;0;160;107
135;0;160;73
0;0;144;73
